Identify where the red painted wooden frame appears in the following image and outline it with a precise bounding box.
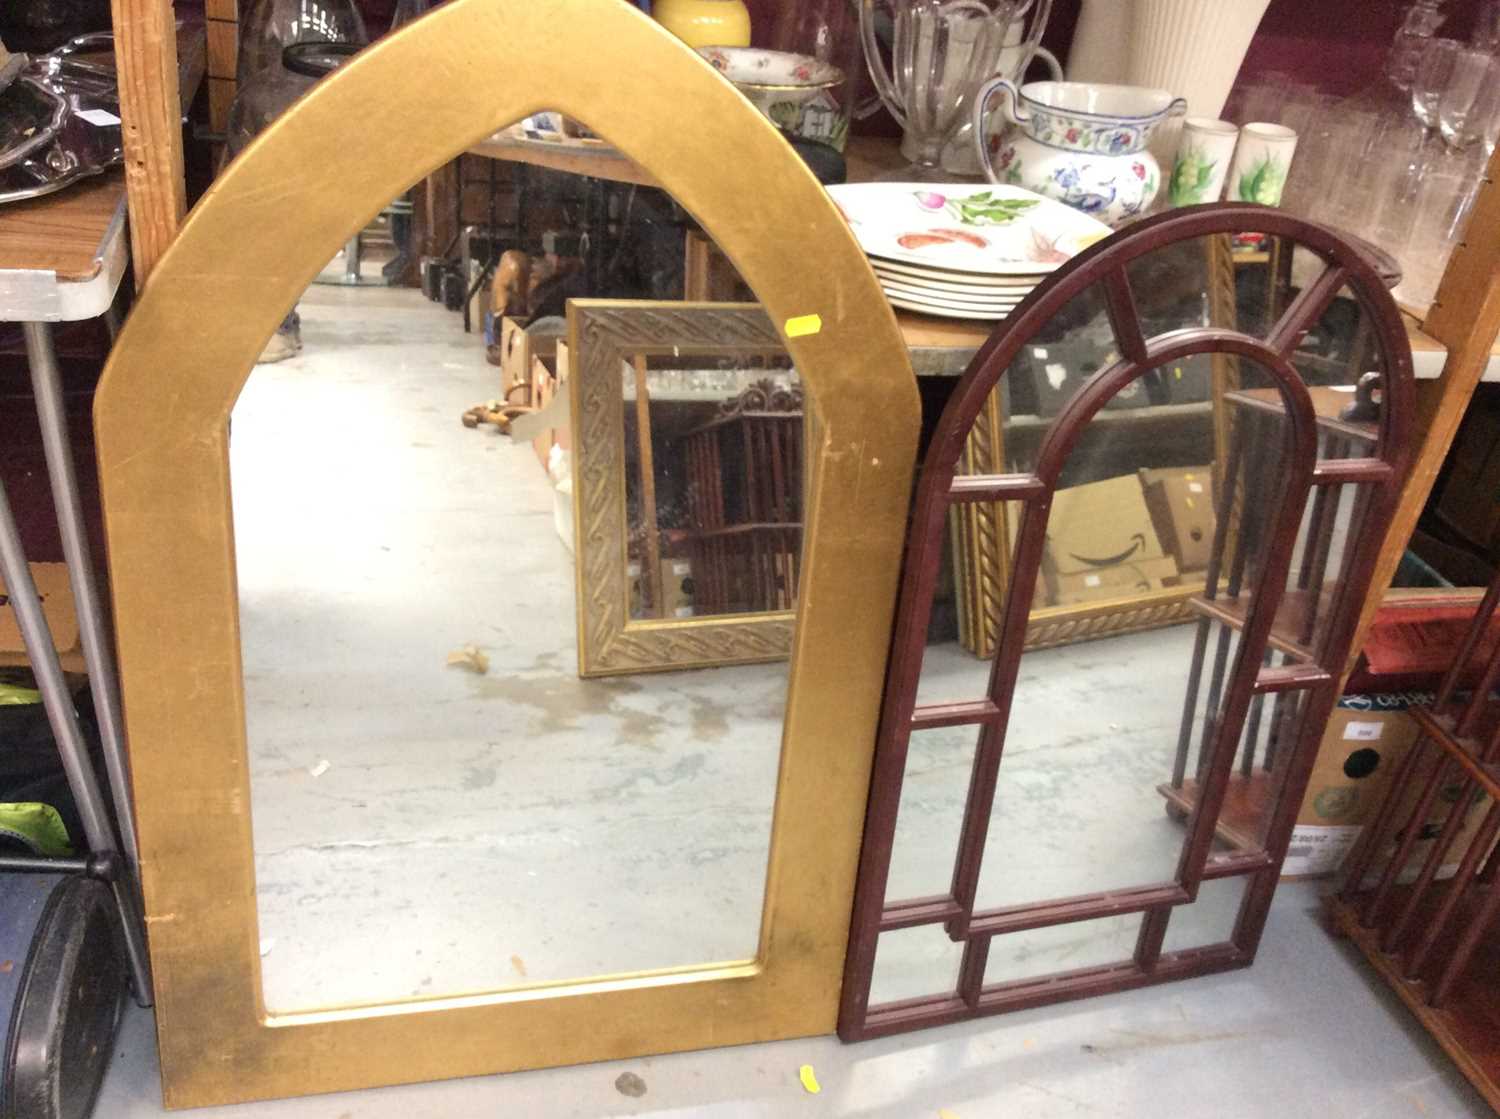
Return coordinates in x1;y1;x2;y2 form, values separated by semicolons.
839;205;1415;1041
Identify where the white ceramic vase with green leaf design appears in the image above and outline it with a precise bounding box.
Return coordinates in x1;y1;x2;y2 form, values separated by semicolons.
1167;117;1238;207
1226;122;1298;207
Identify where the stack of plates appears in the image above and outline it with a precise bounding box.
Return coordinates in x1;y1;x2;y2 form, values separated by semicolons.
826;182;1113;321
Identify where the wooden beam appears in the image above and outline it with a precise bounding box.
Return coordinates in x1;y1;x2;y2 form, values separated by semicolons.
110;0;187;285
1350;145;1500;661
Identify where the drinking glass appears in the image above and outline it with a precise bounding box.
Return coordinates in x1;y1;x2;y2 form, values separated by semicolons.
1387;0;1446;90
1473;0;1500;52
1434;47;1494;144
1437;48;1496;146
772;0;867;152
1400;144;1483;309
1370;117;1430;254
1485;81;1500;157
1319;109;1380;235
860;0;1017;179
1411;37;1462;131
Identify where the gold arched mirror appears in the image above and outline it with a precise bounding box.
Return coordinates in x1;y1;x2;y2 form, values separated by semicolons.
95;1;916;1107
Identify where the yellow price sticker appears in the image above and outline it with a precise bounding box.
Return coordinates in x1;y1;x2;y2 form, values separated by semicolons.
785;314;823;338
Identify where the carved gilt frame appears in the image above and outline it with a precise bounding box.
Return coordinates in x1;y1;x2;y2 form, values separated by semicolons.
92;1;917;1107
951;234;1243;658
570;301;802;677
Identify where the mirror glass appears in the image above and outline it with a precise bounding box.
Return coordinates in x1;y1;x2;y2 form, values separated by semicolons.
623;355;802;623
867;229;1392;1008
230;129;798;1012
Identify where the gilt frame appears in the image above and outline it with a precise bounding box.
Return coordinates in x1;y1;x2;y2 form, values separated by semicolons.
93;1;918;1107
569;301;799;677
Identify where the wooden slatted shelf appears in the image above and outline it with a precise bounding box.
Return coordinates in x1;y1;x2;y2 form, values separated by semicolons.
1158;771;1271;856
1187;585;1341;662
1224;386;1379;446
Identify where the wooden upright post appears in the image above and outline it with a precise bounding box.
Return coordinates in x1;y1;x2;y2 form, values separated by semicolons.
1351;146;1500;654
110;0;187;285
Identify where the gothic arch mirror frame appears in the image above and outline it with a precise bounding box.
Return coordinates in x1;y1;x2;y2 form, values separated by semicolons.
93;1;918;1107
837;205;1415;1041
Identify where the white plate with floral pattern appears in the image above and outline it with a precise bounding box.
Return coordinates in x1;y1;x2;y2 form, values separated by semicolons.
871;257;1041;289
875;276;1025;310
828;182;1111;276
871;262;1038;300
883;292;1016;321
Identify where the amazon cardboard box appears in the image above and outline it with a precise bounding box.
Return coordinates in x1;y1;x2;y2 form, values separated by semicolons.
1048;555;1180;605
0;563;78;659
1284;693;1493;880
1044;474;1167;574
1139;466;1215;573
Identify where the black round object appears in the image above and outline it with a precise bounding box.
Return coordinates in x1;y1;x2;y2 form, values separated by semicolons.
0;874;125;1119
281;41;361;78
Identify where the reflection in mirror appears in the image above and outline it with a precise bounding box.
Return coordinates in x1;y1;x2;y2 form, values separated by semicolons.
624;356;802;622
1161;875;1250;953
230;165;794;1012
870;300;1340;1012
983;914;1139;986
569;302;803;675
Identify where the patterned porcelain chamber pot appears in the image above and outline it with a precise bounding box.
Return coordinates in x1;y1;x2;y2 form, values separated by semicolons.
974;79;1187;226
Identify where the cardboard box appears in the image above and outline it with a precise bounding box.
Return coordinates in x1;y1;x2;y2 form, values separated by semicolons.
498;317;564;404
531;352;557;468
1285;693;1492;880
552;340;571;454
0;563;78;658
1139;466;1215;573
1047;555;1180;605
497;316;530;400
1044;475;1168;577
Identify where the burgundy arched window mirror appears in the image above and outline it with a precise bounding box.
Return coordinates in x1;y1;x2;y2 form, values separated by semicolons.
840;205;1414;1040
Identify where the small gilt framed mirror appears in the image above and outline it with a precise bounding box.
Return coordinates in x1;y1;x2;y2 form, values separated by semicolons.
94;0;917;1107
570;301;805;676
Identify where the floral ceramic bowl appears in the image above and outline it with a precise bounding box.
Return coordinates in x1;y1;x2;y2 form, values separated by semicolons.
697;47;844;104
973;79;1188;227
698;47;848;148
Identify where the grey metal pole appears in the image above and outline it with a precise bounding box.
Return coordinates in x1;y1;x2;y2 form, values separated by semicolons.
0;474;152;1002
23;322;141;873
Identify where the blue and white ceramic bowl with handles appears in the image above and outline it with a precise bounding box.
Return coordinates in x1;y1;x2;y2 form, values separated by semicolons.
973;79;1188;226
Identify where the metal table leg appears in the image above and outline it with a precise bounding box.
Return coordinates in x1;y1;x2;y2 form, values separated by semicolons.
0;472;152;1004
23;323;140;874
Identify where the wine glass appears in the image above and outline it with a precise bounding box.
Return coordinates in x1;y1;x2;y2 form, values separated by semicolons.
1438;49;1499;148
1411;37;1461;132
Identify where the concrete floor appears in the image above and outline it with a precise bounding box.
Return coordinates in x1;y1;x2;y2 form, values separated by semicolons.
97;281;1492;1115
97;883;1491;1117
